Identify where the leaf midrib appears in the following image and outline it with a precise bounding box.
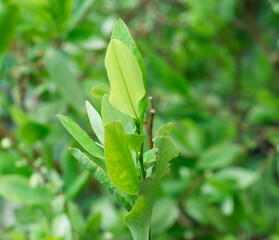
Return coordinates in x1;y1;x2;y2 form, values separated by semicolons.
111;42;139;120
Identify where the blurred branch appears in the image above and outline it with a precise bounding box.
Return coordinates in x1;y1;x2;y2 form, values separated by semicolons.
233;0;279;91
123;0;150;22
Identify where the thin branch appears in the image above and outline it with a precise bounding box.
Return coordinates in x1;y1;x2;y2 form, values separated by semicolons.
145;96;156;149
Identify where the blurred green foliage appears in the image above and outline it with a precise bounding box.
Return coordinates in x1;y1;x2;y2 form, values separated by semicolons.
1;0;279;239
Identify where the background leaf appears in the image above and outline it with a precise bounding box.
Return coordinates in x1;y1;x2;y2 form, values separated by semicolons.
0;3;19;54
0;175;53;205
45;48;84;113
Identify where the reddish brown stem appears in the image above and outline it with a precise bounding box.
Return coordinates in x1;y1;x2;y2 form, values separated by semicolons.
145;96;156;149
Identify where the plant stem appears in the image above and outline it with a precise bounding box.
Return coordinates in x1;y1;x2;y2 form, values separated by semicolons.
145;96;156;149
139;144;146;180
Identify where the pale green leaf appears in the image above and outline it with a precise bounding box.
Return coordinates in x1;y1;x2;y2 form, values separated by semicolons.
69;147;134;211
0;175;53;205
45;48;84;113
102;94;133;133
86;101;104;144
156;122;174;137
111;18;146;82
125;178;155;240
126;133;145;153
153;136;180;182
104;121;139;195
58;115;104;159
91;84;110;99
105;39;145;119
111;18;148;123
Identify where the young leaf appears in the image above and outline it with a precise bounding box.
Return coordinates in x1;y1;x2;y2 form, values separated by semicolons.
104;121;139;195
86;101;104;144
111;19;148;123
105;39;145;119
126;133;145;153
125;178;155;240
102;94;133;133
69;147;134;211
156;122;174;137
58;115;104;159
111;18;146;82
153;136;180;182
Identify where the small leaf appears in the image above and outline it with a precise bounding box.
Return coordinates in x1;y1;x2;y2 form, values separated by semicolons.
126;133;145;153
58;115;104;159
156;122;174;137
143;148;158;165
91;84;110;99
69;147;134;211
0;175;53;205
45;48;84;113
125;178;156;240
153;136;180;182
86;101;104;144
105;39;145;119
102;94;133;133
111;18;146;82
104;121;139;195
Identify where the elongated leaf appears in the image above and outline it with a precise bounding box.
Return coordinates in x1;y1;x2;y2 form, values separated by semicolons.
58;115;104;159
126;133;145;153
153;136;180;182
111;18;146;82
0;175;53;205
86;101;104;144
156;122;174;137
91;84;110;99
45;48;84;113
69;147;134;211
102;94;133;133
104;121;139;195
125;178;155;240
105;39;145;119
0;3;19;54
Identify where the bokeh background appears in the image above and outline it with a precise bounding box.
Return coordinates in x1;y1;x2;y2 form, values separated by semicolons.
1;0;279;239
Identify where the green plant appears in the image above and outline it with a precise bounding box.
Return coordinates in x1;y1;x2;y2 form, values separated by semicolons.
58;19;179;240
